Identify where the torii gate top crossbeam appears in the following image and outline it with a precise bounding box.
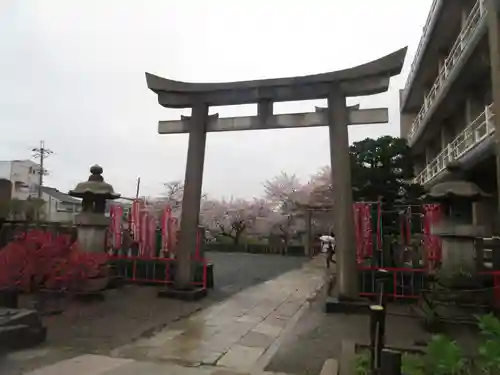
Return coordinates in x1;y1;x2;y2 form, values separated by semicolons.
146;47;407;108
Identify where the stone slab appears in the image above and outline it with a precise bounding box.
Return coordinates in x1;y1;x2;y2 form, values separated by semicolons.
339;340;356;375
23;354;134;375
101;360;213;375
239;331;275;348
274;302;302;318
252;323;283;338
217;345;266;370
320;359;339;375
147;344;224;365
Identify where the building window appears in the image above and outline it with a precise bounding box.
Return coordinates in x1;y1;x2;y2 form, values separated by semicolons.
57;202;77;213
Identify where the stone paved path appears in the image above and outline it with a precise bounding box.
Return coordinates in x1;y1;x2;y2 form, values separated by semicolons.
15;257;326;375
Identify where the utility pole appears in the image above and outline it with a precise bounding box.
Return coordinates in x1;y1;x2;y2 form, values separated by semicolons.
135;177;141;199
32;140;53;199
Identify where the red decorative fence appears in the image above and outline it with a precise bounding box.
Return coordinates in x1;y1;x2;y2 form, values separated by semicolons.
355;203;444;300
107;255;207;289
358;266;427;300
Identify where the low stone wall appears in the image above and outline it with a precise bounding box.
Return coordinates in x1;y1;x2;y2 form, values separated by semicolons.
203;243;306;256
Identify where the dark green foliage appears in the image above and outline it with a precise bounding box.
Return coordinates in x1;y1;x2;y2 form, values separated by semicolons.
423;335;468;375
350;136;424;203
476;313;500;374
349;136;425;234
355;314;500;374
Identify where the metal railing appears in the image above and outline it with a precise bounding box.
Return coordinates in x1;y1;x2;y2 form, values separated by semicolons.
407;0;486;143
415;103;495;185
403;0;440;92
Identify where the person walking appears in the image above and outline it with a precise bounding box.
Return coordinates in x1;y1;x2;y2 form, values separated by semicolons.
326;232;336;269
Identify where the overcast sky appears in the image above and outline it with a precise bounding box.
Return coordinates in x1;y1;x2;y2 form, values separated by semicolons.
0;0;432;199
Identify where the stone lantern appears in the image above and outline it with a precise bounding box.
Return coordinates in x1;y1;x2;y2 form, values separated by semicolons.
69;165;120;253
422;179;489;273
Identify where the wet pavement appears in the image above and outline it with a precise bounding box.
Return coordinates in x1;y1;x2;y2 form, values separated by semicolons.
10;354;287;375
112;256;325;372
3;255;325;375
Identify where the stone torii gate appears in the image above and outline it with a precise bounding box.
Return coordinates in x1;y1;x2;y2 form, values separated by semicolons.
146;47;407;299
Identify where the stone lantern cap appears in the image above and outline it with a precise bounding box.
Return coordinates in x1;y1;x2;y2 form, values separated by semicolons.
421;180;490;203
69;165;120;200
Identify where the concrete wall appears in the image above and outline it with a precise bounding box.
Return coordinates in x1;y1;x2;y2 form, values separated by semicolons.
399;90;416;139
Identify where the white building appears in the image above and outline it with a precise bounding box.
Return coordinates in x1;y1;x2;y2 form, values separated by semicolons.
0;159;40;200
40;186;81;223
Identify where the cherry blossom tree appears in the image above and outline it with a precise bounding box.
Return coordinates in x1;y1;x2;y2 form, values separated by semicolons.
263;169;336;238
200;198;272;244
161;180;184;210
263;211;297;244
263;171;303;210
307;166;333;206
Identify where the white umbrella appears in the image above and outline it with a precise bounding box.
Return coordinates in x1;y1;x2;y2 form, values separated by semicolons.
320;235;335;243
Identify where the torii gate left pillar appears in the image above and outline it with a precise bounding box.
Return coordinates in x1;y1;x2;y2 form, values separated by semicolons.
176;101;209;289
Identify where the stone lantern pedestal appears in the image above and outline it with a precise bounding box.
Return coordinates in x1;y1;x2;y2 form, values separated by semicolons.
74;213;111;253
423;180;490;274
432;223;486;273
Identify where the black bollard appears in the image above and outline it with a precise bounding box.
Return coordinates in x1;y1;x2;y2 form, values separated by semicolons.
380;349;402;375
375;269;390;308
369;304;385;374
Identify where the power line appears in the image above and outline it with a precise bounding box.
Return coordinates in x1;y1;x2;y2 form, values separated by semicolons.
32;140;53;199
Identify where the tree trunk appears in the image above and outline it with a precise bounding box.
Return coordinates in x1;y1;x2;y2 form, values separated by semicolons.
233;232;240;245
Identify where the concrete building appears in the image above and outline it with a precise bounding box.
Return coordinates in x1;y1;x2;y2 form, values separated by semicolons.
400;0;500;234
0;159;40;200
40;186;81;223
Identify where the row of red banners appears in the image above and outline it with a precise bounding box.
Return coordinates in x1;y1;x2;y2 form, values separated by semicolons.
353;202;374;263
422;203;442;270
108;201;178;257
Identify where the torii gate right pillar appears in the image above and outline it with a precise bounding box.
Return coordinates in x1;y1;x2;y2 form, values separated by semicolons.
327;87;358;299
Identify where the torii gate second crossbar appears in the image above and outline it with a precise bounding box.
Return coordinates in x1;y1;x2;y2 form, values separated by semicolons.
145;46;408;299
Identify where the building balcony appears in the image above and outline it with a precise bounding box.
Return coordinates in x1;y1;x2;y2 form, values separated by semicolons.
415;103;495;185
407;0;487;145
